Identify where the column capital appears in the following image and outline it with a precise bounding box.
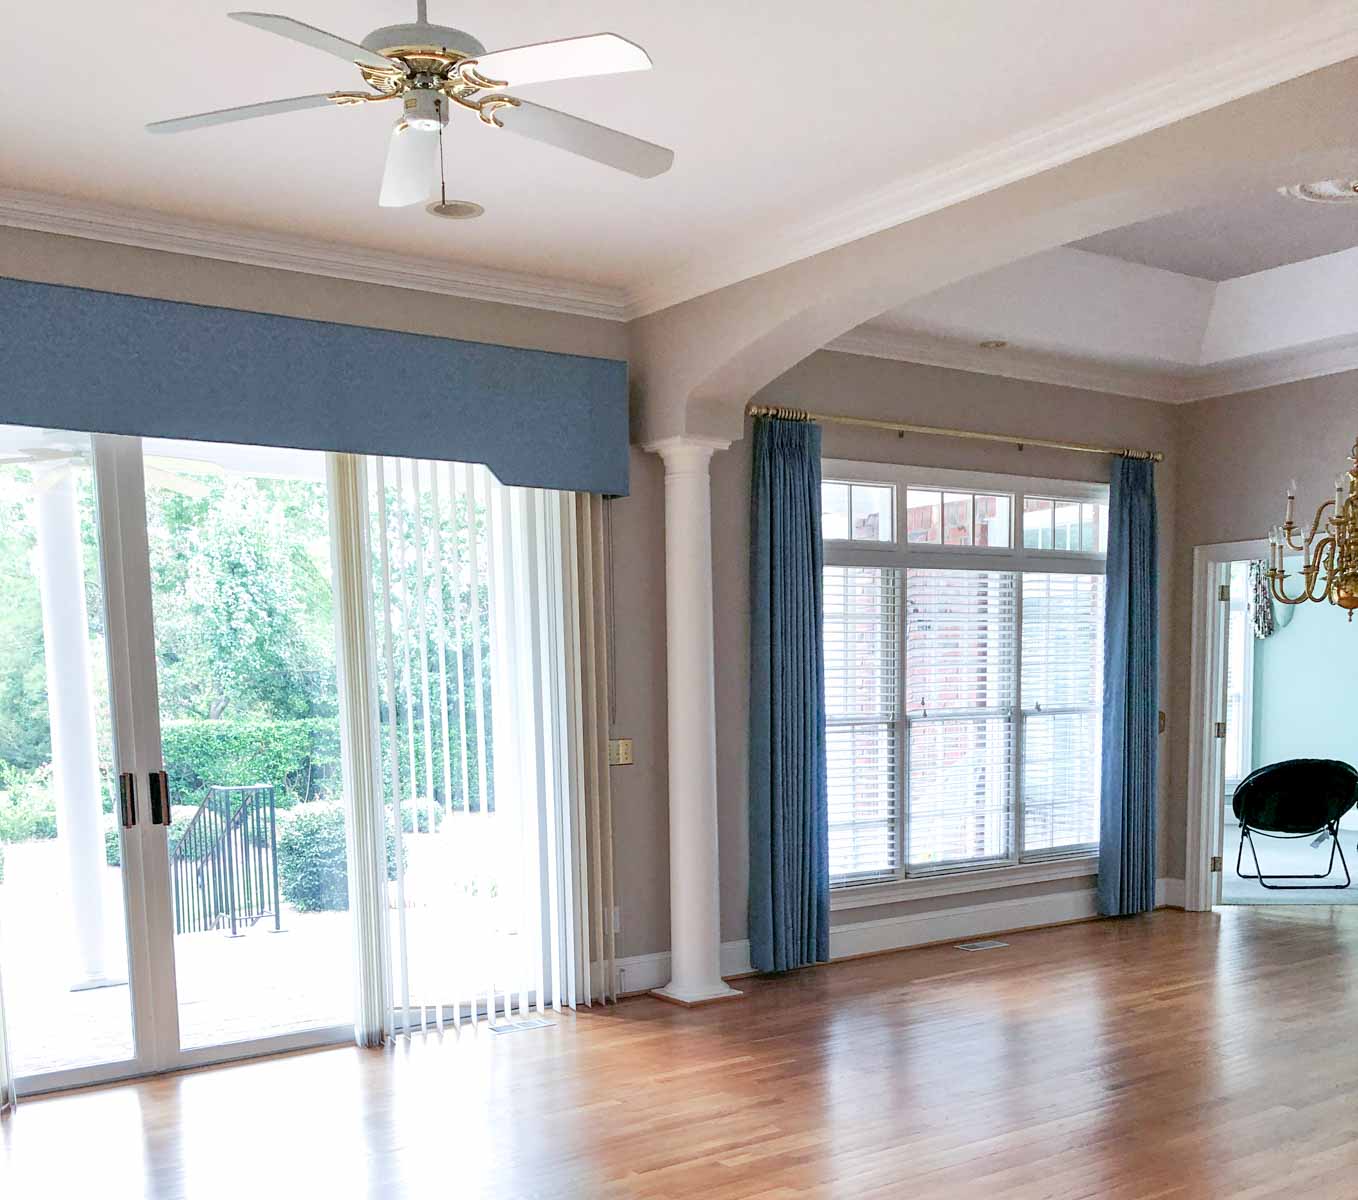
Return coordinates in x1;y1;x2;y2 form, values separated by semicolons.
642;434;731;476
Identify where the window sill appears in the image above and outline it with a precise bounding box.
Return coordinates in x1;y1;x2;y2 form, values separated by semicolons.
829;855;1098;912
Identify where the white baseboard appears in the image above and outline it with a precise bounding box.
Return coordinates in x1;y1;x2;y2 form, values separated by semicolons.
616;876;1189;993
1157;877;1187;909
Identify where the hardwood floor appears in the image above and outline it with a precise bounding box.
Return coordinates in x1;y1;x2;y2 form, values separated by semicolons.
5;907;1358;1198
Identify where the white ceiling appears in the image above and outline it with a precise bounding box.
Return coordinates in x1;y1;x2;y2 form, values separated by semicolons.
1071;190;1358;280
2;0;1355;311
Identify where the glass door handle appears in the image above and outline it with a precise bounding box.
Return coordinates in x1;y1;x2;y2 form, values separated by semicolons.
147;771;172;827
119;772;138;828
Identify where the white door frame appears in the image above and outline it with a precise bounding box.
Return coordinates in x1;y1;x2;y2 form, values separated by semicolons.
1185;537;1269;911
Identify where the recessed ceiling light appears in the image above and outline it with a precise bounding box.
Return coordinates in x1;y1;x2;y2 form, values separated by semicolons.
979;339;1008;350
426;200;485;220
1278;179;1358;204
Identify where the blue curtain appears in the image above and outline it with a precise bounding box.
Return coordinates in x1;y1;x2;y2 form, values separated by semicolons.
1099;457;1159;916
748;416;830;972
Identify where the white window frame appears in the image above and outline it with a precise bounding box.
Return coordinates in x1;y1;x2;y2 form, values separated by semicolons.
822;459;1108;908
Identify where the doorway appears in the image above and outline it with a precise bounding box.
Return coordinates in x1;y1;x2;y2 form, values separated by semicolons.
1186;540;1358;909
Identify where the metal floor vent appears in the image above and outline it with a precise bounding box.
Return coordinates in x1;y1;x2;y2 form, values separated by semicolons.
488;1017;556;1035
954;939;1009;952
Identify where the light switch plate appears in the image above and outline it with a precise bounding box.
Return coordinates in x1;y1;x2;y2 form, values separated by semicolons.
608;737;634;766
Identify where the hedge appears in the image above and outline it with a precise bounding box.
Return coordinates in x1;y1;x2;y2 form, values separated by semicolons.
162;718;341;812
276;801;400;912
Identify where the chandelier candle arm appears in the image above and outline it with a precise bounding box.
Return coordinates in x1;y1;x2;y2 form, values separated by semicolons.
1267;437;1358;619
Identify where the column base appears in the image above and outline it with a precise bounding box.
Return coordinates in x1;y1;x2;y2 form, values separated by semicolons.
651;981;743;1008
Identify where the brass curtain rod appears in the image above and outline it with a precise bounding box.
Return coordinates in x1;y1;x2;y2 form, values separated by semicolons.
747;404;1164;463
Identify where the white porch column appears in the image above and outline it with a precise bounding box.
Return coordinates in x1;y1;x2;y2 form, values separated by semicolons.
32;462;114;990
643;436;740;1005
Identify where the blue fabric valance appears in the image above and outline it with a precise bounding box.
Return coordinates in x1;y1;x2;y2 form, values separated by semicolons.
0;276;629;495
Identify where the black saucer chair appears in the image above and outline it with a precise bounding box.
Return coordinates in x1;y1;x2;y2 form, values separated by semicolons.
1232;759;1358;889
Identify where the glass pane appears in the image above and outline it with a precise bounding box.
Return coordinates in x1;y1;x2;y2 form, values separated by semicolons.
975;494;1011;548
851;484;894;542
1022;711;1100;853
906;489;942;544
1096;502;1109;553
907;716;1013;867
942;493;972;546
1053;500;1082;551
1080;503;1098;552
821;482;850;541
823;566;900;883
142;438;350;1050
0;425;135;1077
1022;498;1053;549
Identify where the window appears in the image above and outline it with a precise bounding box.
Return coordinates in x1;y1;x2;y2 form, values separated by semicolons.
822;463;1107;888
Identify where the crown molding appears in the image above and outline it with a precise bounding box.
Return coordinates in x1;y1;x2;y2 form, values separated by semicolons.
0;187;629;322
1173;334;1358;401
826;327;1181;401
828;325;1358;405
627;5;1358;318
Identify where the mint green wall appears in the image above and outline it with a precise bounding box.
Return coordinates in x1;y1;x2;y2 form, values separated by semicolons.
1253;590;1358;770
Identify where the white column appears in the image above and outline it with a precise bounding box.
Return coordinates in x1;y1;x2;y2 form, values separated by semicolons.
32;463;115;990
644;436;740;1005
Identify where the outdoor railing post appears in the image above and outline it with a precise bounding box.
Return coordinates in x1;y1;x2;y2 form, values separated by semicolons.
268;787;281;931
223;789;239;938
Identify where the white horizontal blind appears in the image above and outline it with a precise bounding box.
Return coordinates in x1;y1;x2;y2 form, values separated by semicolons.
1020;573;1105;856
904;570;1017;869
823;566;900;883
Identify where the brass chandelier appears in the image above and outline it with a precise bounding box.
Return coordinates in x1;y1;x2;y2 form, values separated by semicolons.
1267;438;1358;618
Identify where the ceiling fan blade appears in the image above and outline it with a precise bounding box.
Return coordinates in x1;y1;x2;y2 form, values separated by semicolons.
470;33;651;88
146;93;337;134
228;11;399;73
495;100;673;178
379;122;440;207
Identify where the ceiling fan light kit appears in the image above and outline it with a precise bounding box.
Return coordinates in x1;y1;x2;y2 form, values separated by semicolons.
147;6;673;211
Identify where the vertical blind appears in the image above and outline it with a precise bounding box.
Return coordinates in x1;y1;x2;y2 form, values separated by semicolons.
823;564;1105;884
369;459;612;1033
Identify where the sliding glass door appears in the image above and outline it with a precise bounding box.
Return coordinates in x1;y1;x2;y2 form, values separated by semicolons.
0;430;608;1099
139;438;353;1052
0;426;139;1084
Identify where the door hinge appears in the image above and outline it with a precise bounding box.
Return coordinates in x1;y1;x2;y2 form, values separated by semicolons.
1218;583;1231;602
1210;855;1223;872
1158;710;1166;735
1214;721;1227;739
118;772;138;828
147;770;172;826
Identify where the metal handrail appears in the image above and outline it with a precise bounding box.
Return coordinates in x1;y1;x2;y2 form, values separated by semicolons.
170;784;282;936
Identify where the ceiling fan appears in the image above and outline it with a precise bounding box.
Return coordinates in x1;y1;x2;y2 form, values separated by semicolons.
146;2;674;209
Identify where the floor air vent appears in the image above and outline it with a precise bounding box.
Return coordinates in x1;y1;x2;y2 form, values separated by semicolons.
488;1017;556;1035
954;939;1009;952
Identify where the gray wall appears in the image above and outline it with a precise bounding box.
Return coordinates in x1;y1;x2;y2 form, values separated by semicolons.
1170;369;1358;859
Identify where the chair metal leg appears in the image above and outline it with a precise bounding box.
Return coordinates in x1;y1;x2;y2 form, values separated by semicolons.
1236;823;1351;890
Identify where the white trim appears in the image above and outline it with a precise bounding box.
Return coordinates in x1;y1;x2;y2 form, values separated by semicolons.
1172;333;1358;402
831;855;1097;911
0;186;629;322
1185;538;1271;911
827;326;1358;406
826;328;1180;401
1156;878;1187;909
626;5;1358;317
